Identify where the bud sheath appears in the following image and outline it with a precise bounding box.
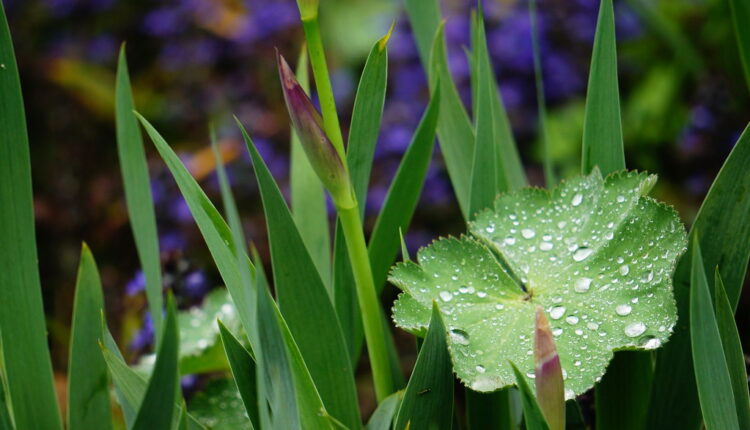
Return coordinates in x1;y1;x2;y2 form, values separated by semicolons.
535;306;565;430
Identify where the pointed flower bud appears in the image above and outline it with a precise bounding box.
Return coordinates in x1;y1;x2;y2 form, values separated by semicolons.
277;52;353;208
535;306;565;430
296;0;319;21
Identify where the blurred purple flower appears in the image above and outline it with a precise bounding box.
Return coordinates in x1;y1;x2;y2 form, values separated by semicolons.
126;269;146;296
182;270;209;299
130;312;154;351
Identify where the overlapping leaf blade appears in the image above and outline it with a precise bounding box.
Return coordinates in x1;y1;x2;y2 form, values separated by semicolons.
0;4;62;428
394;305;453;430
218;322;259;430
689;239;739;430
392;170;686;395
648;124;750;429
241;122;360;429
581;0;624;175
115;47;164;338
729;0;750;90
67;244;113;430
510;363;550;430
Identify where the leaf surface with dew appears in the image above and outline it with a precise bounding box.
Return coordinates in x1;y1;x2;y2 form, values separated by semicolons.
391;170;686;396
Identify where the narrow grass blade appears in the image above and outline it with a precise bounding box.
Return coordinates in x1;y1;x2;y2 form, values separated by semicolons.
240;122;360;429
529;0;555;187
136;114;256;337
132;295;180;430
0;373;14;430
648;124;750;429
67;244;113;430
565;400;586;430
510;362;550;430
714;270;750;428
595;350;653;430
729;0;750;90
348;27;391;215
403;0;441;67
689;238;739;430
469;16;499;217
290;48;331;289
115;46;163;339
255;271;299;430
100;329;205;430
394;304;453;430
465;389;515;430
428;23;476;218
333;230;361;362
366;391;403;430
0;4;63;428
470;7;526;193
369;87;440;291
218;322;259;430
581;0;624;175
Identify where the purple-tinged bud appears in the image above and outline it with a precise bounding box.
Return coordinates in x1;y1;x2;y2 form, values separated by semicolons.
277;52;353;208
535;306;565;430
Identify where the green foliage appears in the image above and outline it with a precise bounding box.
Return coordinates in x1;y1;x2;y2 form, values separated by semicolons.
218;322;259;429
392;170;686;395
188;379;253;430
510;363;550;430
729;0;750;90
689;238;739;430
115;47;164;339
0;4;62;429
394;305;454;430
67;245;113;430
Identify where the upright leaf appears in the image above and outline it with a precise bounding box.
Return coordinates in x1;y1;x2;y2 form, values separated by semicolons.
581;0;624;175
0;373;11;430
369;88;440;291
132;296;180;430
218;322;259;430
115;46;164;339
529;0;555;187
713;270;750;429
0;3;62;428
465;389;515;430
689;238;739;430
394;304;453;430
427;23;476;218
67;244;113;430
729;0;750;90
241;123;360;429
290;49;331;289
648;124;750;429
510;363;550;430
366;391;403;430
403;0;441;67
470;7;526;193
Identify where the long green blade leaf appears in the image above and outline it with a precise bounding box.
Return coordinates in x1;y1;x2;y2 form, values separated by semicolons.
426;22;476;218
689;238;739;430
714;270;750;429
648;124;750;429
0;374;12;430
366;391;403;430
132;296;180;430
465;389;515;430
0;3;63;428
218;322;259;430
394;304;453;430
369;87;440;291
469;13;499;217
290;49;331;289
67;244;113;430
529;0;555;187
403;0;441;67
115;46;163;339
581;0;625;175
594;350;653;430
729;0;750;90
240;122;360;429
136;114;257;337
510;363;550;430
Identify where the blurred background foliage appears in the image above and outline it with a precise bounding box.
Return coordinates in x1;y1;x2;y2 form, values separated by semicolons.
3;0;749;416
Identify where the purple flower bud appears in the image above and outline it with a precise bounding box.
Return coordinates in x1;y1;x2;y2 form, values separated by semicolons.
535;306;565;430
277;52;353;208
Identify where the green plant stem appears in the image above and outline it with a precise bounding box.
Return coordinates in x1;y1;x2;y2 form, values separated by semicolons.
337;204;393;402
301;16;346;161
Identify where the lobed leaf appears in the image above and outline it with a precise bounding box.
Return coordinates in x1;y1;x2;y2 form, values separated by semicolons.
0;3;62;428
188;379;253;430
689;239;739;430
67;244;113;430
392;170;686;395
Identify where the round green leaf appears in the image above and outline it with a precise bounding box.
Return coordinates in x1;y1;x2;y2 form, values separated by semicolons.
390;170;686;396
